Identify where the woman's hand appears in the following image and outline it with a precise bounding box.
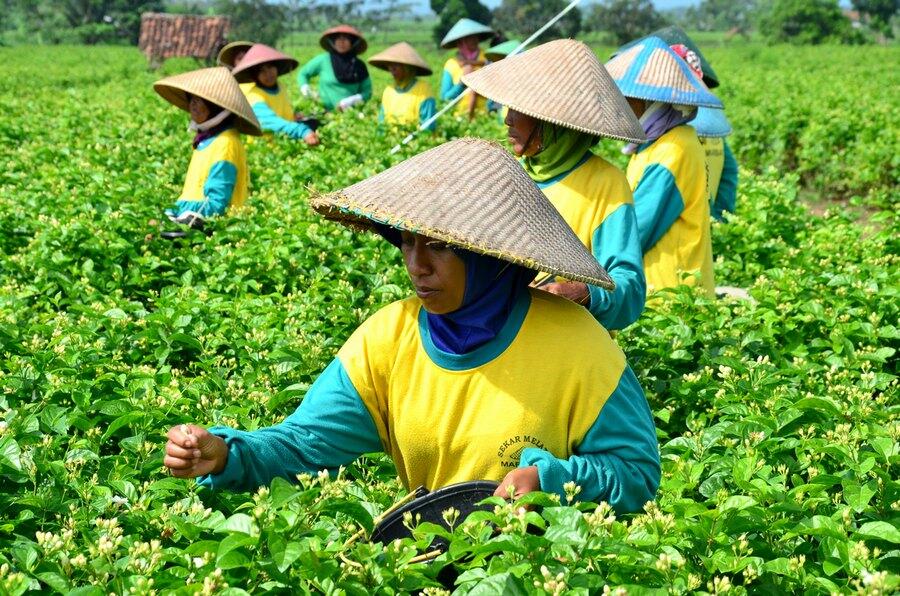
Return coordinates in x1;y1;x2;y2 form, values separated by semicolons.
303;131;320;146
494;465;540;499
164;424;228;478
541;281;590;305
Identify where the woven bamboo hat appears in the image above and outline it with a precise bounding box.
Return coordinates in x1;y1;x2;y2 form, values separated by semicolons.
320;24;368;54
690;107;732;138
217;41;254;69
485;39;520;61
368;42;432;77
605;36;723;109
153;67;262;136
614;26;720;88
440;18;494;49
231;44;299;83
311;138;615;290
462;39;645;143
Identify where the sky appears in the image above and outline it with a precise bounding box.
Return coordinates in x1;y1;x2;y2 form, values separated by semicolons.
405;0;701;14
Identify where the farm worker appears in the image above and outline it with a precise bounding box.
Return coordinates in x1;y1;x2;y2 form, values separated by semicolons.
462;39;648;331
297;24;372;112
483;38;520;121
231;44;319;146
605;36;722;296
367;42;437;131
615;26;739;220
162;138;661;513
439;18;493;120
153;67;261;229
216;40;253;71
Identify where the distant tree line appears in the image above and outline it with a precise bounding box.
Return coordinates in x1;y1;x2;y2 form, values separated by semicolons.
0;0;896;46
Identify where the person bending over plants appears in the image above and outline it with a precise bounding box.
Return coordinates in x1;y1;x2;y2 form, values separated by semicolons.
297;25;372;112
368;42;437;131
153;67;261;235
232;44;320;146
439;18;494;120
162;138;660;514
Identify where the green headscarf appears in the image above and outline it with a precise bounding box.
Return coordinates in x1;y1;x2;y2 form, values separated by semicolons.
522;122;599;183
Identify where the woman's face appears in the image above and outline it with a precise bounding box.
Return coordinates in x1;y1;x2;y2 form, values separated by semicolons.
256;64;279;88
188;95;211;123
457;35;480;53
504;108;542;157
387;63;410;84
626;97;646;118
332;34;353;54
232;50;246;67
400;231;466;314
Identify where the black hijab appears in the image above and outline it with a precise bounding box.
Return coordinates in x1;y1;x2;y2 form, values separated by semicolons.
327;37;369;84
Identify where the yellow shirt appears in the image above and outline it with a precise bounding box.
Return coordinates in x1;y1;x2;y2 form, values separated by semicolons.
339;290;625;491
442;52;488;117
178;128;248;212
242;82;293;120
699;136;724;209
626;125;714;295
381;79;435;126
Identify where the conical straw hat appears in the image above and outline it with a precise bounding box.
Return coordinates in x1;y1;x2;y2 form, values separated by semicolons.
690;106;732;138
614;26;719;88
605;36;723;109
217;40;254;69
440;18;494;49
153;67;262;136
311;138;614;290
462;39;645;143
320;24;368;54
231;44;299;83
485;39;520;61
368;42;432;77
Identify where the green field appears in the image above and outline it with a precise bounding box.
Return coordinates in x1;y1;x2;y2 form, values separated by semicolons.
0;38;898;594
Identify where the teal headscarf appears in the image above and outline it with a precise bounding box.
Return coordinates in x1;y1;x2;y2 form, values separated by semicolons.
522;122;599;183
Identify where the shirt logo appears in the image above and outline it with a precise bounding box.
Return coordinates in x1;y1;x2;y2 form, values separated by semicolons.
497;435;546;468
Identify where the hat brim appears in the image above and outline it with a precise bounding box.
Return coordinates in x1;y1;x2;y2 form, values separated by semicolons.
368;59;432;77
232;57;299;83
154;83;261;136
311;197;615;290
320;32;368;55
440;30;493;50
217;41;254;68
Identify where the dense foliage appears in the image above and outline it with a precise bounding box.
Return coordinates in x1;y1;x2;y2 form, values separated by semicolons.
491;0;582;43
0;41;897;594
757;0;863;45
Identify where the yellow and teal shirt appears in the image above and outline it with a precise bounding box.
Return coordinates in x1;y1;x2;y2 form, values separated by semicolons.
242;82;312;140
698;136;739;221
440;52;488;117
533;154;646;331
297;53;372;112
199;290;660;513
378;78;437;130
626;125;715;295
167;127;248;218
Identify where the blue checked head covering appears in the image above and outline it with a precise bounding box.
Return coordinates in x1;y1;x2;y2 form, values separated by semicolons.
605;36;723;109
690;106;732;138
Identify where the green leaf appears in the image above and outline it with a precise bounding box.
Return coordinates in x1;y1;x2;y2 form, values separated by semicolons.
856;521;900;544
720;496;758;512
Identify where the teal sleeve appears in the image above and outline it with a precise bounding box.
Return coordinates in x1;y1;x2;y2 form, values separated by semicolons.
487;99;499;112
632;163;685;253
297;54;322;87
419;98;437;131
440;70;465;101
251;102;311;140
360;76;372;101
587;204;646;330
197;359;383;491
713;140;738;221
171;160;237;217
519;366;660;514
378;104;384;123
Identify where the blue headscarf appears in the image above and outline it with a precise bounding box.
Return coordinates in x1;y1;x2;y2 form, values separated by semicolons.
374;224;536;354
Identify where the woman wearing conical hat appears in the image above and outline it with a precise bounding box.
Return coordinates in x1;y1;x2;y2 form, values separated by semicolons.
216;41;253;71
297;24;371;112
615;27;739;222
161;138;660;513
153;67;261;231
368;42;437;131
439;18;494;120
606;36;722;296
463;39;648;332
231;44;319;146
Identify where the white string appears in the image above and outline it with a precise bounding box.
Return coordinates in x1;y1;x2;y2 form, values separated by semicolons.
389;0;586;155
